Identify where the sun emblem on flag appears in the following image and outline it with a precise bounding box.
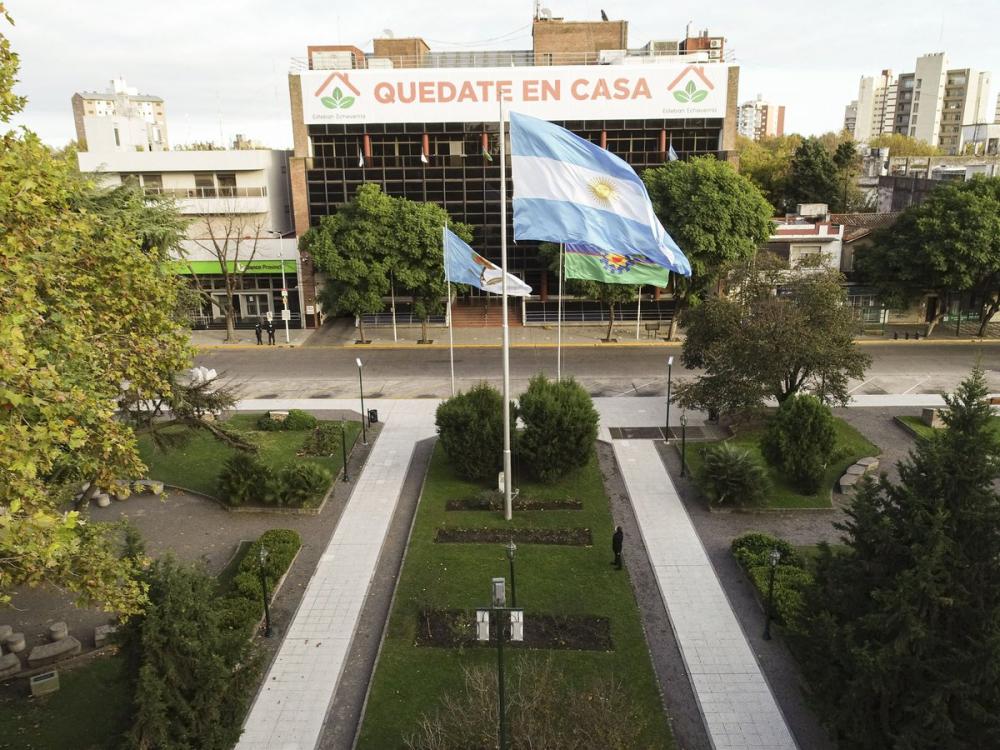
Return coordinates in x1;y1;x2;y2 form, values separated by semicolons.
587;177;619;206
599;252;635;274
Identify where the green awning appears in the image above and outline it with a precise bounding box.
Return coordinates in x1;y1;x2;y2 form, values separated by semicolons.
173;260;298;275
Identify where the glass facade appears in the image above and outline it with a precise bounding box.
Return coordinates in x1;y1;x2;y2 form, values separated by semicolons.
305;118;725;290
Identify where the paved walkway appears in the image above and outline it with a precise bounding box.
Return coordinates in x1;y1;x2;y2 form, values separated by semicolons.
236;399;438;750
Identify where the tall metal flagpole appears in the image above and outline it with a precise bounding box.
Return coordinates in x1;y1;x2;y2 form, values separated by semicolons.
390;272;398;342
500;101;513;522
445;222;456;396
557;243;563;382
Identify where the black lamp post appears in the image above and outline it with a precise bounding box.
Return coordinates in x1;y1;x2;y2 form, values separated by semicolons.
665;355;674;443
259;545;272;637
341;418;350;482
355;357;367;445
763;548;781;641
506;540;517;608
680;411;688;477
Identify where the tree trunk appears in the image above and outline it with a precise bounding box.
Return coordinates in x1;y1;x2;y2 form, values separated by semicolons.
358;314;367;343
605;303;615;341
977;300;1000;337
925;312;945;337
421;316;428;343
73;479;100;512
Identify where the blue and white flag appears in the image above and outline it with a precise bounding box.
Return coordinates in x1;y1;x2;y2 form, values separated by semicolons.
667;143;679;162
444;228;532;297
509;111;691;276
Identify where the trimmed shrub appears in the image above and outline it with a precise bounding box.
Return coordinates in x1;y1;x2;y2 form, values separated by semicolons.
731;532;812;626
731;532;799;568
278;462;331;507
696;442;770;507
761;395;836;494
284;409;318;431
255;414;284;431
217;452;278;506
300;422;345;457
518;375;599;483
231;529;301;602
435;383;509;481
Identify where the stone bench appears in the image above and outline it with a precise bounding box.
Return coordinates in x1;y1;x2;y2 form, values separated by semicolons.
3;632;25;653
838;473;862;493
27;636;81;668
95;624;117;648
0;652;21;679
857;456;879;471
0;624;11;642
48;622;68;641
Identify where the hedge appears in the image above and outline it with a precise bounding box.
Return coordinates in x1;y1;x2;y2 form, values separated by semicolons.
220;529;301;634
730;532;811;627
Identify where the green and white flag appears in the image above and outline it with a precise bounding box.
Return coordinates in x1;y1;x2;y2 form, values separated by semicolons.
563;243;669;286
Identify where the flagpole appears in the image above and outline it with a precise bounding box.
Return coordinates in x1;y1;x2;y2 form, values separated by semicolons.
636;285;642;340
444;222;456;397
390;272;398;342
557;243;563;382
500;100;513;522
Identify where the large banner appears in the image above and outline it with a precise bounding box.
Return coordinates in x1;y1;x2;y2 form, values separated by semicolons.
300;63;730;124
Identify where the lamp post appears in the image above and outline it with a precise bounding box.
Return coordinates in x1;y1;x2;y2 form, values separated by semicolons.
476;577;523;750
506;540;517;608
665;355;674;443
493;577;509;750
680;410;688;477
267;229;291;343
259;545;272;637
355;357;367;445
763;548;781;641
341;418;350;482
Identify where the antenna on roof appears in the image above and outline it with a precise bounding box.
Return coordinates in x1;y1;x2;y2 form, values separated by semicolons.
601;9;609;21
382;28;394;38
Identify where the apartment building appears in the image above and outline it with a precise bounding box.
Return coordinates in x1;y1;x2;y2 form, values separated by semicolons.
288;11;739;315
847;54;992;154
71;77;168;152
737;95;785;140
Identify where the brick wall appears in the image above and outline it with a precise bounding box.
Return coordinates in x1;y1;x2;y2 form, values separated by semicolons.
531;19;627;64
372;38;430;67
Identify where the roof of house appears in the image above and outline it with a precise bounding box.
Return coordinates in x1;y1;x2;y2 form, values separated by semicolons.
829;212;902;242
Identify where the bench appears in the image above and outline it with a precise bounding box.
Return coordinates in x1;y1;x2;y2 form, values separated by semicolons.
644;322;661;339
27;636;81;668
0;652;20;679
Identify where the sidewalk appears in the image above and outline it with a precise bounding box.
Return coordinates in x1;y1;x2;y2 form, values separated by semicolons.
189;326;314;349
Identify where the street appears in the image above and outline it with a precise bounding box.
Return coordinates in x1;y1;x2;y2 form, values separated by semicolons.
195;342;1000;400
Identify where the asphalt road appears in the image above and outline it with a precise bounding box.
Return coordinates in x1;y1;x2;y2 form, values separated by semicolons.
195;342;1000;400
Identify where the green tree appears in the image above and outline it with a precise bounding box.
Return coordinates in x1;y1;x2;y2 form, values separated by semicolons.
736;134;802;212
300;183;394;342
676;268;871;416
869;132;943;157
697;442;770;507
518;375;599;482
761;394;836;493
786;137;841;210
856;177;1000;336
795;368;1000;748
435;383;508;481
118;557;261;750
391;197;472;343
1;9;191;613
643;157;774;339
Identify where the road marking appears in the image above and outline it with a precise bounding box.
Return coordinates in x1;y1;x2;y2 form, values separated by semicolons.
902;378;928;395
616;379;660;397
848;377;874;394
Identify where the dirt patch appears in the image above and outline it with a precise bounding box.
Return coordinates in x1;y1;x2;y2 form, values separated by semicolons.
415;609;613;651
434;527;592;546
445;497;583;512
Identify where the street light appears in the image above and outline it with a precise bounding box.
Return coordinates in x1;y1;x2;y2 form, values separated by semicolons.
259;545;273;637
266;229;291;344
665;355;674;443
680;411;688;477
476;576;524;750
506;540;517;608
341;418;350;482
763;548;781;641
356;357;367;446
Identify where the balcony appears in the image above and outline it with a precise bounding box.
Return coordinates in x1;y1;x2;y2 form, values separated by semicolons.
144;186;270;215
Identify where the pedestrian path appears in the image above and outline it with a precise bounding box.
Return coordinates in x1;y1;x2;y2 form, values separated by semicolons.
235;399;438;750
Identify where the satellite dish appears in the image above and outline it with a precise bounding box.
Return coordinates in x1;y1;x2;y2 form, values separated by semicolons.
540;7;552;19
382;28;394;38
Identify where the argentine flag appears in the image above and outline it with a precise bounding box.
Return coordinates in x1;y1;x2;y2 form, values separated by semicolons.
510;111;691;277
444;229;532;297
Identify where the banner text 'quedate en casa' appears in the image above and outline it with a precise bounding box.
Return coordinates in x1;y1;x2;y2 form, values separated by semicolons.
299;63;731;124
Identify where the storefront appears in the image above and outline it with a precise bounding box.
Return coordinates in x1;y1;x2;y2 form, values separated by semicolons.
177;259;302;329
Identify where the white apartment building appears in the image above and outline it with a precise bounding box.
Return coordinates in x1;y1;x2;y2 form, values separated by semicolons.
737;94;785;141
77;149;304;329
72;78;169;152
847;54;992;155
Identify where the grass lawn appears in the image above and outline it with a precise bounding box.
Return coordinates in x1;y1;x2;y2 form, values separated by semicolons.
685;418;879;509
897;414;1000;441
0;654;131;750
137;413;361;499
357;444;673;749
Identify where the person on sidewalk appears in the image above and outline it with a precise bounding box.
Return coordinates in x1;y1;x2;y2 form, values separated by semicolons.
254;319;263;345
612;526;624;569
266;319;276;345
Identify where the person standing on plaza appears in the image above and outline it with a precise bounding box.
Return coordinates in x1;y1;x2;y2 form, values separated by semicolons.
612;526;624;570
266;319;275;345
254;319;263;345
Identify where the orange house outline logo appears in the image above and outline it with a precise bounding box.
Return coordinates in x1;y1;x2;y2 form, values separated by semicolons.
667;66;714;104
314;72;361;110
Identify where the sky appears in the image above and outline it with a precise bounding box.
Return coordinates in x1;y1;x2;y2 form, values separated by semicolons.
5;0;999;148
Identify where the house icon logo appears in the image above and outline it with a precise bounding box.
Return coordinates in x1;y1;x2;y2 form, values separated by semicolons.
314;72;361;110
667;66;714;104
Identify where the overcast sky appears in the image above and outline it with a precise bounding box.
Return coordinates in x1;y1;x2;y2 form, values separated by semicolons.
5;0;998;148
